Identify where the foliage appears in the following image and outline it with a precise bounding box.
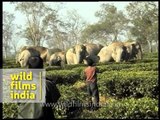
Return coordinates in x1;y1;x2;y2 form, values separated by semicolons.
3;103;18;119
2;52;158;119
143;52;158;58
126;2;158;52
14;2;62;47
46;70;80;84
63;9;87;47
80;97;158;119
81;3;129;44
98;71;158;98
3;11;15;59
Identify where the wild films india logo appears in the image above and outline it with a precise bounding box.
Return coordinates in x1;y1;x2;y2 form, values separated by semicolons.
2;69;46;103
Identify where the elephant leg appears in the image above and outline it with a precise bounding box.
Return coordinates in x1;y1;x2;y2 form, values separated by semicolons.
74;55;79;64
83;59;88;64
60;61;65;68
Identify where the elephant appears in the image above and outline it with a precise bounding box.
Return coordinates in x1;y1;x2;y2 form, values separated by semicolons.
83;43;103;64
18;49;40;67
98;41;127;63
83;43;103;56
16;46;62;64
49;51;66;67
15;46;28;64
16;46;48;63
66;44;87;65
46;48;63;61
123;41;143;61
84;55;100;65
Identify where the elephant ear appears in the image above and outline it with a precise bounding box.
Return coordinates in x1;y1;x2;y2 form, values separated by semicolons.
112;47;117;54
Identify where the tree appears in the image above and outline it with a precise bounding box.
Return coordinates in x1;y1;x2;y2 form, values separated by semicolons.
11;25;22;55
81;3;129;44
42;7;67;50
3;11;15;59
44;9;87;50
126;2;158;53
64;9;87;47
14;2;56;46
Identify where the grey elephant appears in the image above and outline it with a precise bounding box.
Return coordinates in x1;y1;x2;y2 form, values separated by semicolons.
123;41;143;61
46;48;63;62
66;44;87;65
16;46;49;63
83;43;103;64
98;41;127;63
18;49;40;67
49;51;66;67
16;46;62;64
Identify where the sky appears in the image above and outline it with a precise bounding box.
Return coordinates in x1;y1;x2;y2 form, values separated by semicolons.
2;1;131;49
3;2;130;25
60;2;130;24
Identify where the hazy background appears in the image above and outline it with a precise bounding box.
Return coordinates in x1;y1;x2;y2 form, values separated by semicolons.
3;2;158;59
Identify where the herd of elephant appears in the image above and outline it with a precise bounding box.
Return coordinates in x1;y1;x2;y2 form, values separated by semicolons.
16;41;143;68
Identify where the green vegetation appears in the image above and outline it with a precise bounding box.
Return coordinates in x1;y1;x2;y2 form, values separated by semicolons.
2;52;159;119
80;97;158;119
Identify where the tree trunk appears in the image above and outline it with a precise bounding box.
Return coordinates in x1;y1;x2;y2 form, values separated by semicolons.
113;30;118;41
147;40;153;53
4;47;7;59
12;43;17;56
114;34;118;41
156;41;158;52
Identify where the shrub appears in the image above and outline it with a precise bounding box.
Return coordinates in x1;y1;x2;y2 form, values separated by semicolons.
46;70;80;84
3;103;18;119
98;71;158;98
80;97;158;119
143;52;158;58
2;52;158;119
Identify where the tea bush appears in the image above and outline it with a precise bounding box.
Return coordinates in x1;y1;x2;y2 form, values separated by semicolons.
46;70;80;84
2;52;158;119
79;97;158;119
3;103;18;119
98;71;158;98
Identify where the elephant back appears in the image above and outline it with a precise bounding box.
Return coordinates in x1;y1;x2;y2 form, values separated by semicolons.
26;46;48;62
18;49;40;67
46;48;62;61
107;41;124;52
27;48;40;56
84;43;103;55
123;41;143;60
53;51;66;62
33;46;48;55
